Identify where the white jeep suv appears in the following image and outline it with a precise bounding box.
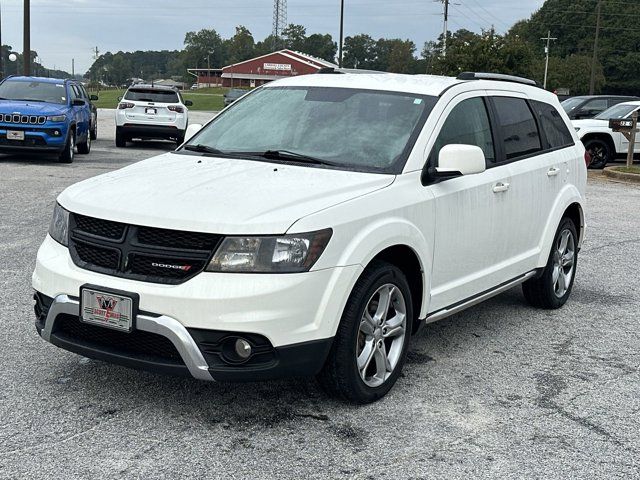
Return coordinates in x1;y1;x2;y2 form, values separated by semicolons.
33;71;587;403
115;84;192;147
572;100;640;169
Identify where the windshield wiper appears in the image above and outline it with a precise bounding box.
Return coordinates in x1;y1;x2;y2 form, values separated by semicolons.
255;149;338;166
15;98;46;103
183;144;227;155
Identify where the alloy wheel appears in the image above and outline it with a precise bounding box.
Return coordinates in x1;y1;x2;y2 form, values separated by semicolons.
356;283;407;387
552;228;575;298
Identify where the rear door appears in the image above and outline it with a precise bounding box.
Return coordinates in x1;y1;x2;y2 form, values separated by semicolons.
69;84;89;138
427;93;514;312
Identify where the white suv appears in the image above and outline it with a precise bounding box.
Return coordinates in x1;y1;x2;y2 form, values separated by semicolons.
115;84;192;147
33;71;587;403
573;100;640;169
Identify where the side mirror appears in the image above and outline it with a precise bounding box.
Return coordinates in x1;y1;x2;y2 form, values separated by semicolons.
117;96;122;101
184;100;193;107
90;95;99;101
185;123;203;141
436;144;486;176
71;99;86;107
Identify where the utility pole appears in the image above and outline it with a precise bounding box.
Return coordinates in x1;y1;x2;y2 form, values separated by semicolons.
0;1;3;79
442;0;449;57
338;0;345;67
72;58;75;78
589;0;602;95
541;31;557;90
23;0;30;76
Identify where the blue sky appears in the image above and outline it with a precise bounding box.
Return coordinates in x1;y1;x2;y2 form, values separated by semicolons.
0;0;545;74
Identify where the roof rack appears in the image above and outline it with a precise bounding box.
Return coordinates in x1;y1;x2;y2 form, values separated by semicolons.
457;72;538;87
317;67;388;75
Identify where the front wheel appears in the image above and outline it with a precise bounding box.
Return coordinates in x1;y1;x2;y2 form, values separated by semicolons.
317;260;412;403
522;217;578;309
57;130;75;163
584;138;611;169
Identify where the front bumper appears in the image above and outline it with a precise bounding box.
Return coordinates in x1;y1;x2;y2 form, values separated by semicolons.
34;293;333;381
0;125;67;152
33;236;362;381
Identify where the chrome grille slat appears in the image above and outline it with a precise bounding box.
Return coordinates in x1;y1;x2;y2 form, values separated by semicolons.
0;113;47;125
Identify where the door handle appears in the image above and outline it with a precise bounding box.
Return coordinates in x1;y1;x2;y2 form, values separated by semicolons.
547;167;560;177
492;182;510;193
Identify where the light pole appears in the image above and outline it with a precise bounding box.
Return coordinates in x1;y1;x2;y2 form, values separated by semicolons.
23;0;30;76
338;0;344;67
541;31;557;90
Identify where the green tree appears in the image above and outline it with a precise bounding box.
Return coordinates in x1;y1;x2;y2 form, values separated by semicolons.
304;34;337;62
342;34;377;69
226;26;255;64
183;29;225;70
282;24;307;51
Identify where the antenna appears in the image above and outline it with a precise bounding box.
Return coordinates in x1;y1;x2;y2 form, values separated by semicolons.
272;0;287;48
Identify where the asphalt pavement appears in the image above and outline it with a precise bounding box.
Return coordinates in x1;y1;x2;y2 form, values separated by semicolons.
0;112;639;479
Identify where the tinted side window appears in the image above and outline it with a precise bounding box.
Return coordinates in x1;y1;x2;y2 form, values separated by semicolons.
532;100;574;149
581;98;607;114
492;97;541;160
433;97;495;163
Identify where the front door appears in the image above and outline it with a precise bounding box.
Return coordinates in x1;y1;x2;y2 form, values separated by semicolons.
427;94;513;312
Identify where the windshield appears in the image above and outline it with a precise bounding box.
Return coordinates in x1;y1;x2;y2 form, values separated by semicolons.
560;97;584;112
124;88;179;103
594;104;638;120
184;86;437;173
0;80;67;104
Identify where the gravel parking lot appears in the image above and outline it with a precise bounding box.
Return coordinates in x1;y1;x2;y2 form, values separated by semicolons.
1;111;639;479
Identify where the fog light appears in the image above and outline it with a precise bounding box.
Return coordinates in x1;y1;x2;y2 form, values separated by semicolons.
234;338;252;359
53;130;60;136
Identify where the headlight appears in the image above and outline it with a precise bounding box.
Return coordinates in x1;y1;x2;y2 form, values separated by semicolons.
49;203;69;246
206;229;332;273
47;115;66;122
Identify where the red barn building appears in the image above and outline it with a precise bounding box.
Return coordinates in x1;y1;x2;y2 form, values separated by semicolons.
221;50;338;88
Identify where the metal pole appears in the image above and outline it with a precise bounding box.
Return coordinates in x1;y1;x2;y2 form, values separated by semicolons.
338;0;344;67
443;0;449;57
627;111;638;168
541;31;556;90
23;0;30;76
72;58;74;77
0;1;3;79
589;0;601;95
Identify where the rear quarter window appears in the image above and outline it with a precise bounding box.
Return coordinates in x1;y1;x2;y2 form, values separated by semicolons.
532;100;574;149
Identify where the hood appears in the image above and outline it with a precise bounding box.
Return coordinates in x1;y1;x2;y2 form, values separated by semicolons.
58;152;394;234
0;100;67;115
572;118;609;129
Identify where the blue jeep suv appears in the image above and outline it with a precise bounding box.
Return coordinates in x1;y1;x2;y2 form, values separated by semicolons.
0;76;98;163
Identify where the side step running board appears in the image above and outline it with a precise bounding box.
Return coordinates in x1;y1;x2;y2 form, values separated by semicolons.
424;271;537;324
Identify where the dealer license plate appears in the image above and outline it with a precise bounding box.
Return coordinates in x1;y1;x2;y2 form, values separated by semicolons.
80;287;134;332
7;130;25;141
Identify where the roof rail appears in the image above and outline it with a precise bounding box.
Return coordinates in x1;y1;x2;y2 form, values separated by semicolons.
457;72;538;87
317;67;388;75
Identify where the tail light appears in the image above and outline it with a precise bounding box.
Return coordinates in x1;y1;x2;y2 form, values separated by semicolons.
168;105;184;113
118;102;135;109
584;150;592;167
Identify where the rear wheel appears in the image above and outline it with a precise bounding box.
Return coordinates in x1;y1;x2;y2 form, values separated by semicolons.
584;138;611;169
90;121;97;141
115;127;127;148
522;217;578;309
57;130;75;163
318;260;412;403
176;132;185;147
77;130;91;154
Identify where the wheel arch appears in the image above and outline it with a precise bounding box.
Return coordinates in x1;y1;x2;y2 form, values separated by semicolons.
581;132;615;156
536;186;586;267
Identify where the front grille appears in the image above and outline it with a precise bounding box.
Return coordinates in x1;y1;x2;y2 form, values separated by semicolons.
69;214;222;284
0;113;46;125
55;314;183;363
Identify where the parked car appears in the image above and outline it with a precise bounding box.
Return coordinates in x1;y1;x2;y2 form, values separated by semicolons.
561;95;639;120
0;76;97;163
34;71;587;403
115;84;192;147
572;100;640;168
223;88;247;106
190;84;199;90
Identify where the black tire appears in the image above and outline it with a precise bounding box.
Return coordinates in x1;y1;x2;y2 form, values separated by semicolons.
176;134;185;147
584;138;611;169
522;217;578;309
90;121;97;141
57;130;75;163
317;260;413;403
77;130;91;154
115;127;127;148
